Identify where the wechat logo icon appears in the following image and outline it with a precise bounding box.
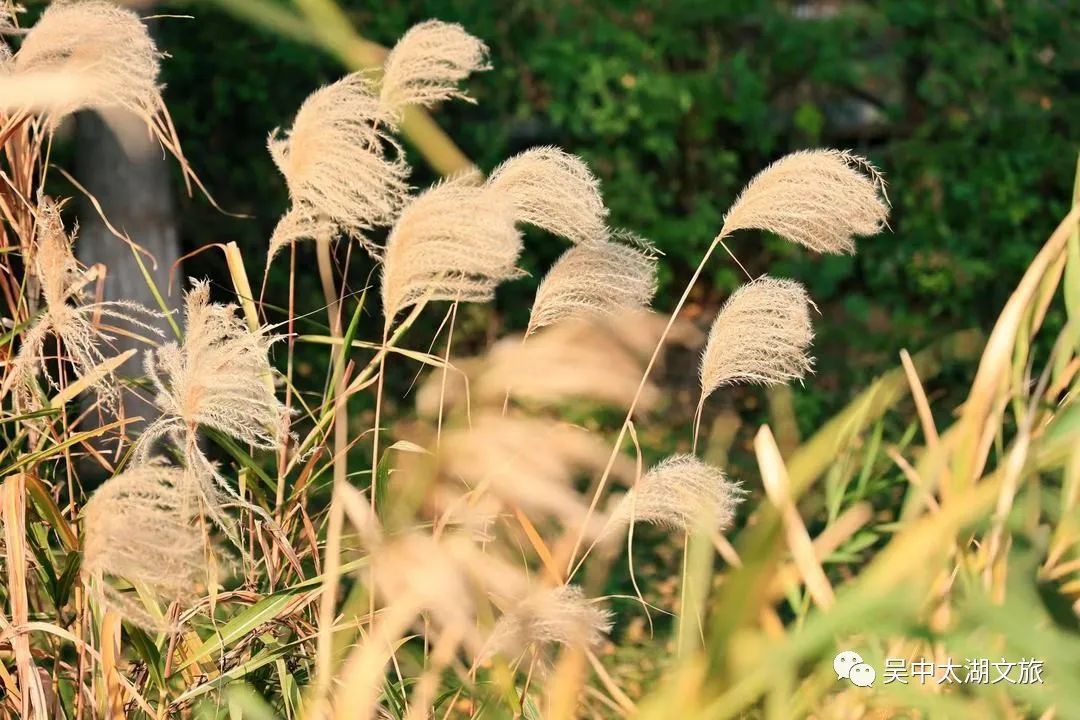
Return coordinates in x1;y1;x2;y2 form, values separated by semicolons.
834;650;876;687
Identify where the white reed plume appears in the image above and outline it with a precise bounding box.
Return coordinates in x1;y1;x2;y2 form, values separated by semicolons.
137;281;288;514
380;176;523;329
268;73;408;261
719;149;889;254
4;199;161;412
379;19;490;113
699;276;814;400
527;233;657;335
82;462;206;631
486;146;609;245
612;454;744;534
481;585;612;661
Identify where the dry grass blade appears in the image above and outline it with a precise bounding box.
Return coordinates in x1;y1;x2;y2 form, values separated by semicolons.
380;177;523;327
268;73;408;261
699;276;814;405
482;585;612;661
527;234;658;335
379;19;490;113
720;149;889;254
486;146;609;245
610;454;745;534
81;462;207;631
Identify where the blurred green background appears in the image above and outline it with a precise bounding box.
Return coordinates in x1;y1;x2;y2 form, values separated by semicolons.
155;0;1078;432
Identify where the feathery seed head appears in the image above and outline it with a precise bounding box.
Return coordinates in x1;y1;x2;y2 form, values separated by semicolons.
699;276;814;404
721;149;889;254
142;280;288;450
613;454;745;534
379;20;490;113
268;73;409;261
82;462;206;631
5;1;162;125
486;146;609;245
380;177;523;328
482;585;612;661
527;233;657;335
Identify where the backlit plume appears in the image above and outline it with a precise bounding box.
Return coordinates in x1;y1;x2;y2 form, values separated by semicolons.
379;20;490;113
612;454;745;534
82;462;206;631
720;149;889;254
698;276;814;409
486;146;609;245
482;585;612;661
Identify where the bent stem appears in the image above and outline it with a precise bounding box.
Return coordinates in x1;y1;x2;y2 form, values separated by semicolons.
567;232;727;576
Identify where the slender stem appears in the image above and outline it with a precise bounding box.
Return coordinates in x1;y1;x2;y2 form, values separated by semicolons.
314;233;347;701
566;234;723;575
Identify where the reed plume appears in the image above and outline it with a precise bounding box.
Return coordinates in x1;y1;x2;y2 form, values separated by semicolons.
482;585;612;661
0;1;196;187
380;177;523;328
138;281;287;514
267;73;408;261
4;199;160;412
720;149;889;254
486;146;609;245
439;413;632;529
479;312;662;410
527;233;657;335
699;276;814;402
612;454;744;534
82;462;206;631
379;20;490;113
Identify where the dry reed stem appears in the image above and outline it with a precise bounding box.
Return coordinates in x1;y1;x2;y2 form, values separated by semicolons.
486;146;609;245
379;20;490;113
268;74;407;261
380;176;523;327
719;149;889;253
2;474;48;720
527;233;657;335
81;463;206;631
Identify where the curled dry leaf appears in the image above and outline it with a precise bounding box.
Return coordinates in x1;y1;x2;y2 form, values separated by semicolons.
82;462;206;631
268;73;408;261
482;585;612;661
379;19;490;113
4;199;161;412
381;177;523;328
527;233;658;335
486;146;609;245
720;149;889;254
699;276;814;407
611;454;744;534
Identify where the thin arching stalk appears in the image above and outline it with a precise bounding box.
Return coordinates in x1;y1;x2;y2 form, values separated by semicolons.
566;232;729;575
